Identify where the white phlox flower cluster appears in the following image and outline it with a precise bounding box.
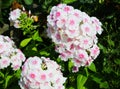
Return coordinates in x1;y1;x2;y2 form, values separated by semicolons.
47;4;103;72
19;56;66;89
9;8;21;28
0;35;26;70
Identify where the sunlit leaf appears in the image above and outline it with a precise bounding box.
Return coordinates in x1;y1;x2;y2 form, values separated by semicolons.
24;0;33;5
87;62;96;72
68;60;74;72
77;74;88;89
32;31;43;42
20;38;32;47
5;75;13;89
40;51;50;56
62;0;76;4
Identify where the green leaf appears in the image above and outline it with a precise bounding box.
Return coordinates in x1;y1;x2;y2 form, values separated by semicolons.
113;0;120;4
14;69;21;78
100;81;109;89
1;0;14;9
24;0;33;5
0;71;4;78
99;0;105;4
69;87;75;89
20;38;32;47
68;60;74;72
87;63;96;72
32;31;43;42
32;47;37;51
77;74;88;89
98;43;107;53
5;75;13;89
107;39;115;47
90;74;103;84
40;51;50;56
114;59;120;65
62;0;76;4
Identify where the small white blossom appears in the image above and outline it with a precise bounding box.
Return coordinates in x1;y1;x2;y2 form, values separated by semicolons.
9;8;21;21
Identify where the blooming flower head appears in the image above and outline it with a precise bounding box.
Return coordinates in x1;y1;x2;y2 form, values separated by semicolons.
0;35;26;70
9;8;21;21
19;56;66;89
47;4;103;72
9;6;38;29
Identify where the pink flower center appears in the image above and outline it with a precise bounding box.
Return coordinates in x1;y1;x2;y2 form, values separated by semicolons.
69;20;75;25
69;30;75;34
96;25;100;30
75;59;81;63
60;53;66;58
79;54;84;59
85;27;90;32
30;73;35;79
40;74;46;80
70;44;74;50
2;60;7;64
74;13;79;17
55;33;61;40
64;6;70;12
48;73;53;77
83;39;88;44
0;44;3;48
14;65;19;70
56;78;60;84
67;38;72;42
12;11;16;16
61;19;66;23
93;49;98;55
84;18;88;22
32;60;38;65
56;12;61;17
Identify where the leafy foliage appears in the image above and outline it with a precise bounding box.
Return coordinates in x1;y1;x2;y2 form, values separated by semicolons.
0;0;120;89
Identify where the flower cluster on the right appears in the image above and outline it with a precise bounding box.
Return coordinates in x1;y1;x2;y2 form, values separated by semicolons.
47;4;103;72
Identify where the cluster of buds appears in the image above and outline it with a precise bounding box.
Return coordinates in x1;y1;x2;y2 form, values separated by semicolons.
9;6;38;28
47;4;103;72
0;35;26;70
19;56;66;89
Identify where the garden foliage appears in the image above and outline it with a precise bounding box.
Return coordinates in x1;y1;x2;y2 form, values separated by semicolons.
0;0;120;89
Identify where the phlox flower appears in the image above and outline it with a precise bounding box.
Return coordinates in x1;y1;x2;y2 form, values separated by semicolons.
80;23;96;36
19;56;66;89
14;20;20;28
0;35;26;70
78;36;93;49
9;8;21;21
47;4;103;72
0;57;10;69
90;45;100;59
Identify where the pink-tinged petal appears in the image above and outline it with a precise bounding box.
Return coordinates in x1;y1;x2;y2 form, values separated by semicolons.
40;74;46;81
56;78;60;84
72;66;79;72
56;12;61;17
79;53;85;59
83;39;88;45
30;73;36;79
69;19;75;26
64;6;70;12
